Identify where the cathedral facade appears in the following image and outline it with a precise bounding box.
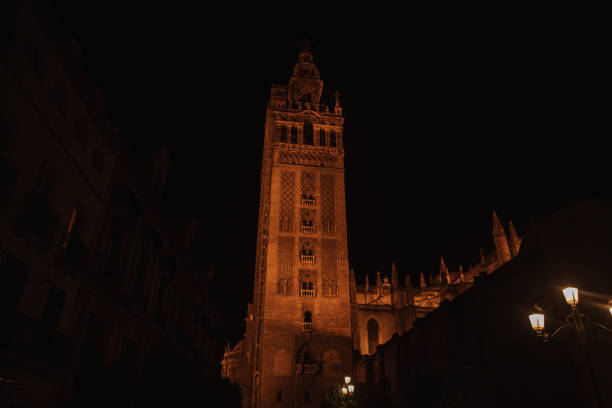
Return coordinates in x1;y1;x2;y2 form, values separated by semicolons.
222;48;523;407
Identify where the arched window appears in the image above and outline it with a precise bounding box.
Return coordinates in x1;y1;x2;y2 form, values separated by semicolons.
73;118;88;150
303;351;311;364
290;126;298;144
91;148;104;173
319;128;326;146
303;122;314;145
329;130;337;147
280;125;288;143
367;318;379;354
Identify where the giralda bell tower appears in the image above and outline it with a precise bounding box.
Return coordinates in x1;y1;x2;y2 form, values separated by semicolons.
247;46;354;407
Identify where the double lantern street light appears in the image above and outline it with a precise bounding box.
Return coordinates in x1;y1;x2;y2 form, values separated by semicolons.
528;287;612;340
528;286;612;408
341;376;355;396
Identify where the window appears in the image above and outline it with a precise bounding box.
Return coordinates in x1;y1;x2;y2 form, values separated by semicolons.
0;253;29;318
304;311;312;323
329;130;336;147
319;128;326;146
36;286;66;354
51;82;68;118
290;126;298;144
91;148;104;173
367;318;379;354
279;125;288;143
33;163;55;198
73;118;88;150
303;122;314;145
277;389;282;402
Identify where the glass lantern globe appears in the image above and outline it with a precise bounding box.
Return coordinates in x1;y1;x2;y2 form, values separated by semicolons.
529;313;545;333
562;287;579;307
341;387;348;395
344;376;351;384
348;385;355;393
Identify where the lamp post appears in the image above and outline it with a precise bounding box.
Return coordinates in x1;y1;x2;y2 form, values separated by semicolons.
527;287;612;408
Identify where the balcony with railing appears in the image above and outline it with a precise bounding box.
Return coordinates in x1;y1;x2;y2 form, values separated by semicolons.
415;305;437;314
301;198;316;208
300;224;315;233
296;363;321;375
300;289;315;297
13;192;60;252
55;233;90;279
303;322;313;332
300;255;315;264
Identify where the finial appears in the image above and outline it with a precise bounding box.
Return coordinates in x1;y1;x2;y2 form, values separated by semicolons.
297;38;312;52
334;90;341;106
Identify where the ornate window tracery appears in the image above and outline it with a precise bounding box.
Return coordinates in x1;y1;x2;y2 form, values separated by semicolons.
279;171;295;232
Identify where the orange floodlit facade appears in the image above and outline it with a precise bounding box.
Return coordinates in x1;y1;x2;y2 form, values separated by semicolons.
222;48;524;408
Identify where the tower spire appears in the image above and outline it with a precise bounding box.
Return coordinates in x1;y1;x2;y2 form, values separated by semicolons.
440;255;449;285
391;262;399;288
405;273;413;289
420;272;426;288
508;220;523;256
492;210;511;263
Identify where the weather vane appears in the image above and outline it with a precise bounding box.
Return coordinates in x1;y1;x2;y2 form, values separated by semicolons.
297;38;312;52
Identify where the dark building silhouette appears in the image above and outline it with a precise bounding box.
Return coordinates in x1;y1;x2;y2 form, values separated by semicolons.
356;199;612;408
1;2;236;406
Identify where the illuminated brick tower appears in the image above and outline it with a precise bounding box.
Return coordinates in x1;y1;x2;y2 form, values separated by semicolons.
246;46;353;407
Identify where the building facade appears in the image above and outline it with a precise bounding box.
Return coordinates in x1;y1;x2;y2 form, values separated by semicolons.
236;47;354;407
221;48;525;407
355;199;612;407
353;210;523;356
1;2;220;406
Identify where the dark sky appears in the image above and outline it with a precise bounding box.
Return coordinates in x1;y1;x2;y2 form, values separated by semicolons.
50;2;608;343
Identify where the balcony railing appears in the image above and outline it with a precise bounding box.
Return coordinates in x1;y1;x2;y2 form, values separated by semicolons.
301;198;316;208
303;322;313;332
415;305;437;313
296;363;320;374
300;289;315;297
55;233;90;279
301;225;315;233
13;192;59;252
300;255;315;264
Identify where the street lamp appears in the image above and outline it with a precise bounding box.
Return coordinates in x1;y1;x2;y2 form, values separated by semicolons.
527;286;612;408
342;375;355;396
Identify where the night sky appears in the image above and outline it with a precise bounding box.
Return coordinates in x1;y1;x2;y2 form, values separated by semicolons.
50;2;607;344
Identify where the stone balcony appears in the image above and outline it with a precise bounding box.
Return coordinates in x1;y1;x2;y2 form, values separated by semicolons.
301;225;315;233
303;322;313;332
300;255;315;264
296;363;321;375
301;198;316;208
300;289;315;298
